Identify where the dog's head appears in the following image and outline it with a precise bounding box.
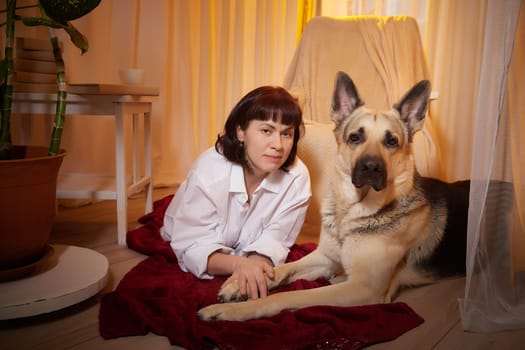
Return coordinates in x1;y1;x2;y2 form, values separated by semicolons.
330;71;431;192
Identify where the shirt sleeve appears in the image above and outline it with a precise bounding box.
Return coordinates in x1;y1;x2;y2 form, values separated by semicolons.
241;164;311;266
162;172;232;279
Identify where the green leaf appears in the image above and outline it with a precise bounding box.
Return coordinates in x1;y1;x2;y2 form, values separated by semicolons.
63;22;89;54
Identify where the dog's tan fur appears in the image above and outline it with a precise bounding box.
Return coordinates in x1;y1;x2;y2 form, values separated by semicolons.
198;72;468;321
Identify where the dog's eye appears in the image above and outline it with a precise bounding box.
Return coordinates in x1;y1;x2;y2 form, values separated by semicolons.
384;135;399;148
348;133;362;144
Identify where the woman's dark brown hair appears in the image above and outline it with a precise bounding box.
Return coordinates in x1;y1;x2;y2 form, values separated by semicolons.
215;86;304;171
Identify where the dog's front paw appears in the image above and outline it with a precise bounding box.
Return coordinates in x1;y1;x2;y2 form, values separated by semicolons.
198;303;242;321
217;280;245;302
198;298;276;321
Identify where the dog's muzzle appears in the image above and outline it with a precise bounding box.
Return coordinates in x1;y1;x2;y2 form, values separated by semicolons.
352;155;387;191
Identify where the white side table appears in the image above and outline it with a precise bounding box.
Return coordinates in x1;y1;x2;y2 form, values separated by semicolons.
12;84;159;245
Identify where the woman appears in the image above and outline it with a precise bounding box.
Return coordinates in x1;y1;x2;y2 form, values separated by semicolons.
161;86;311;300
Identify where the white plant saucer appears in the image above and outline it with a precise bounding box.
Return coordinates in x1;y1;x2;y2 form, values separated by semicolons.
0;244;109;320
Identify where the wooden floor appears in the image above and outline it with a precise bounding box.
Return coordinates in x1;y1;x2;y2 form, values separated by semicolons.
1;186;524;350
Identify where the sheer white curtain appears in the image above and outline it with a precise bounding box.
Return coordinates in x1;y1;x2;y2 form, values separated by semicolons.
425;0;525;332
457;0;525;332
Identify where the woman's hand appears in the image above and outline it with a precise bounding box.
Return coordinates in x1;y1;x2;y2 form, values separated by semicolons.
227;253;274;299
207;252;274;299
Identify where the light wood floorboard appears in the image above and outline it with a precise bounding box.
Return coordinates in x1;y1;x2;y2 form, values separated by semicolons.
1;187;524;350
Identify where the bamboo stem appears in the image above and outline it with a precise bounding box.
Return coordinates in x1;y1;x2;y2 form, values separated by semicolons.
0;0;16;160
48;28;67;156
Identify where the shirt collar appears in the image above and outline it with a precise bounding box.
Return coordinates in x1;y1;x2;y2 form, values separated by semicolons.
230;163;246;193
229;163;284;194
261;170;284;193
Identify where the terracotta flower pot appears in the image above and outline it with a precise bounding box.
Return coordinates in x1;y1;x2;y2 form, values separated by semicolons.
0;145;65;271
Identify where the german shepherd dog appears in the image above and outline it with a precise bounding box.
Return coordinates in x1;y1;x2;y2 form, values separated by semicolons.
198;71;470;321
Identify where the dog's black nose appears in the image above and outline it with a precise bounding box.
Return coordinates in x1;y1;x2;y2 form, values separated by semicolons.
352;155;387;191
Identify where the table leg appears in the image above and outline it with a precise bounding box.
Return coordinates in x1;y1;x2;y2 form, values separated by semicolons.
115;104;128;245
144;110;153;213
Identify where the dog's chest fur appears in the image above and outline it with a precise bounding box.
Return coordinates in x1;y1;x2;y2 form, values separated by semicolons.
322;185;431;245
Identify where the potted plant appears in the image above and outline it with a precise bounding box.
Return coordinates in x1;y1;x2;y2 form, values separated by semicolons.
0;0;101;279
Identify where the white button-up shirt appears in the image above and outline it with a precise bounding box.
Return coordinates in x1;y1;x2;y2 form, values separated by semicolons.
161;147;311;279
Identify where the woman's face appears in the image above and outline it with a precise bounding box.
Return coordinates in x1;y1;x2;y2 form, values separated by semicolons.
236;118;295;178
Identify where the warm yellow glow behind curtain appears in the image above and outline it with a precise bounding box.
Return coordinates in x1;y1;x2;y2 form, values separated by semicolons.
296;0;317;42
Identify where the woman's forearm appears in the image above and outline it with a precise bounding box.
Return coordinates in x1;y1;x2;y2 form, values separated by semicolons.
206;251;246;276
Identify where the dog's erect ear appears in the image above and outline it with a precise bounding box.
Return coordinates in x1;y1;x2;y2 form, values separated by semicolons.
394;80;431;140
331;71;364;127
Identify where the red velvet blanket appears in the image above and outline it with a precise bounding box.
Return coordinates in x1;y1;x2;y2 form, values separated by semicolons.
99;195;424;350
